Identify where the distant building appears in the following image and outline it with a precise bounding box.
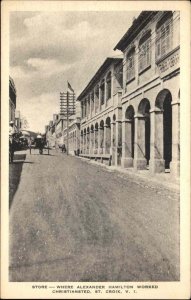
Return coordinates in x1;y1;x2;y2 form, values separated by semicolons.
46;120;56;147
9;76;16;123
62;102;81;155
15;110;22;130
114;11;180;177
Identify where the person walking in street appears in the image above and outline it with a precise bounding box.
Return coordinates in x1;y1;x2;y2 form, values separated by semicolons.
36;134;44;154
61;143;66;153
9;121;17;163
28;137;32;154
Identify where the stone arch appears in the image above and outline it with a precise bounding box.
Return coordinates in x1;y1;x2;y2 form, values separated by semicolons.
100;119;104;128
155;89;172;110
106;116;111;126
94;122;99;152
95;122;98;130
156;89;172;169
105;116;111;154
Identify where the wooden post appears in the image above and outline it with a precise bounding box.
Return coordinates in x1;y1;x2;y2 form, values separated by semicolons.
66;91;69;155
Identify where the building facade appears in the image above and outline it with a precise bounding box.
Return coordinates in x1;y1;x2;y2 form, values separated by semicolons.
46;120;56;147
77;57;123;165
63;115;81;155
15;110;22;131
114;11;180;177
9;76;16;122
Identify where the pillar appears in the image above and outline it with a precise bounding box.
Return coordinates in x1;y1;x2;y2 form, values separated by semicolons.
149;108;165;173
104;124;111;154
99;126;104;154
115;120;122;166
134;115;147;170
94;128;98;154
90;129;94;154
121;119;134;168
83;133;86;154
170;101;180;177
86;131;90;154
111;121;115;165
80;133;83;154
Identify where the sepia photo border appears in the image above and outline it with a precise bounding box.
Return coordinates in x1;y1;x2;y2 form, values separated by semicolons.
1;1;190;299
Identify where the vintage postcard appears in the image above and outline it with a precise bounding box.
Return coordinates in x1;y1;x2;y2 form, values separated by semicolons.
1;0;190;299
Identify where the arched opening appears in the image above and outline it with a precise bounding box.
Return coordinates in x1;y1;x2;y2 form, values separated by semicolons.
125;105;135;158
90;124;94;154
138;98;151;165
105;117;111;154
95;122;98;153
106;72;111;101
87;127;90;153
156;89;172;169
99;120;104;153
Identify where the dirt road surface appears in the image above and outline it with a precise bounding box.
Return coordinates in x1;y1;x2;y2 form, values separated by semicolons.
9;149;179;282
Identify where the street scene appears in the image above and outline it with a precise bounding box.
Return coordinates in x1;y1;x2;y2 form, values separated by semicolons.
9;9;180;283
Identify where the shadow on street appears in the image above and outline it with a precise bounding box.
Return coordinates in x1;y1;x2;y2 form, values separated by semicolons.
9;153;28;209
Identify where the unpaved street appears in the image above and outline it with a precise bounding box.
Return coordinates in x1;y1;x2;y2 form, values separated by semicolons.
9;149;179;282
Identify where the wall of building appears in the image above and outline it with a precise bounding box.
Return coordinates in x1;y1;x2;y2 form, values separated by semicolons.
120;11;180;177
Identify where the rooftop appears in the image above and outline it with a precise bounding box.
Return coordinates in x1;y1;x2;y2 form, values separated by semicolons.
114;11;158;51
77;56;123;101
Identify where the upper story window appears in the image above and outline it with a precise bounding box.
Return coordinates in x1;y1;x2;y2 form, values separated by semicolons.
87;96;90;116
106;72;111;101
139;31;151;73
156;12;173;60
126;47;135;82
84;99;87;117
91;92;94;112
100;79;105;105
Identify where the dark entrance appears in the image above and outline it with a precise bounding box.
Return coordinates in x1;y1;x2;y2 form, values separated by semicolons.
125;105;135;159
163;94;172;169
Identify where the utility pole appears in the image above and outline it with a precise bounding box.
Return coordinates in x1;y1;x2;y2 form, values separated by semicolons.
66;91;69;155
60;84;75;156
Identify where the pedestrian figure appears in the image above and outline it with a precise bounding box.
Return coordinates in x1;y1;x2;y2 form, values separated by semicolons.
28;137;32;154
9;121;16;163
36;134;44;154
61;144;66;153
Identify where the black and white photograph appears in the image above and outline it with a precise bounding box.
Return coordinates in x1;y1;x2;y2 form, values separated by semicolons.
1;1;190;299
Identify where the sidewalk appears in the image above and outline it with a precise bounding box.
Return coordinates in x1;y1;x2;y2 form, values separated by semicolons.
77;156;180;193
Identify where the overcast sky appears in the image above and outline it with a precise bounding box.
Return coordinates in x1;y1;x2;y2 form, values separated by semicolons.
10;11;140;133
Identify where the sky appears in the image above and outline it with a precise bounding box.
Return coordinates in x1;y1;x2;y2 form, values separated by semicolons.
10;11;140;133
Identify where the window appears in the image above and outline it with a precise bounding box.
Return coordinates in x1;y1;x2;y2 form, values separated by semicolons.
126;48;135;82
95;85;99;113
156;13;173;60
139;32;151;72
84;99;87;117
100;79;105;105
106;72;111;101
81;101;83;118
91;92;94;113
